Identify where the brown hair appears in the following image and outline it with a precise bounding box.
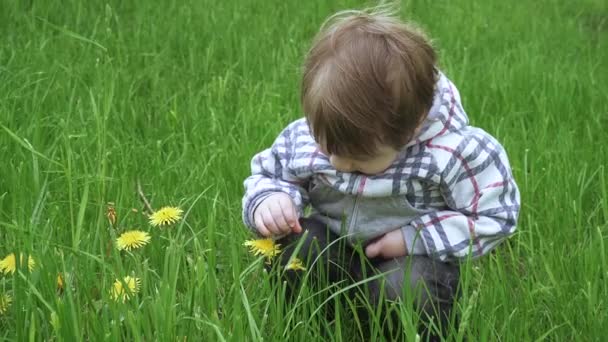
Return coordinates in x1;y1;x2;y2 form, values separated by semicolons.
301;8;437;158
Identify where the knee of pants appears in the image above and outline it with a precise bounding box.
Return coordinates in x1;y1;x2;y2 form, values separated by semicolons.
407;257;460;317
365;259;406;305
366;256;460;310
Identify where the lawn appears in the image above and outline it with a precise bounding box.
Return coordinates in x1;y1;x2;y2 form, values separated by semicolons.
0;0;607;340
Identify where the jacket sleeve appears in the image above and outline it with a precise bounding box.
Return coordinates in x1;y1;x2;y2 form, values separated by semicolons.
242;123;310;230
401;132;520;262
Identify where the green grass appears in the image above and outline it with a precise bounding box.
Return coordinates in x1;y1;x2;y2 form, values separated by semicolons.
0;0;607;340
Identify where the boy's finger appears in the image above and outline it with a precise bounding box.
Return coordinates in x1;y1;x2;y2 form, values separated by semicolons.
292;219;302;234
254;214;271;237
291;217;302;234
278;199;300;234
260;208;280;235
365;241;381;258
269;202;291;234
288;203;302;233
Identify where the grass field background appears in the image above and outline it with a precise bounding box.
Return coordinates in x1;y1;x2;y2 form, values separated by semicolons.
1;0;607;340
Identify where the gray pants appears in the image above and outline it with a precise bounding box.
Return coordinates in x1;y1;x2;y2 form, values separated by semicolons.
274;217;460;341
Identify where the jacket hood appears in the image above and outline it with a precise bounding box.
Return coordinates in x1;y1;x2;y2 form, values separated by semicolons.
406;72;469;147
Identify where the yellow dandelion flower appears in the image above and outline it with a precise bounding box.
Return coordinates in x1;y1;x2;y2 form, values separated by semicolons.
0;293;11;315
285;257;307;271
110;276;141;303
57;273;64;295
0;253;36;275
116;230;151;251
149;206;184;227
243;238;281;259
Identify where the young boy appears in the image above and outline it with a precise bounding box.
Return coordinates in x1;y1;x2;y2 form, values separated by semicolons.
242;9;520;340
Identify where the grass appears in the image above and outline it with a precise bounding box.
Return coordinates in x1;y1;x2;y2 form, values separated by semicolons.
0;0;606;340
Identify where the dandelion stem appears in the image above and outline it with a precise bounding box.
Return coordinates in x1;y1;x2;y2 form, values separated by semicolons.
136;178;154;215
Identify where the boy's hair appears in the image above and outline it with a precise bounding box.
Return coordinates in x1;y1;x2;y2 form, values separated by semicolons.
301;8;437;158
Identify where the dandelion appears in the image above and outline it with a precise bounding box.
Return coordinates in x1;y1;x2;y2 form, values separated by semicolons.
149;206;183;227
57;273;64;295
116;230;151;251
285;257;307;271
243;238;281;259
110;276;141;303
106;202;117;226
0;293;11;315
57;272;75;297
0;253;36;275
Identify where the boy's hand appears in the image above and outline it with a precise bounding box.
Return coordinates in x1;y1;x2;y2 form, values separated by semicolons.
365;229;407;259
253;193;303;237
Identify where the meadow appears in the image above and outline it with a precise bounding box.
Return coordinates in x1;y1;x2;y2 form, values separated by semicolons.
0;0;607;340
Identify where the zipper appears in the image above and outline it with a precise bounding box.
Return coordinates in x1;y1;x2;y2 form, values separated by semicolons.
347;176;362;243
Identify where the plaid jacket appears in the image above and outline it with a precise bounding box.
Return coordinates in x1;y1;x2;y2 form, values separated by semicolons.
242;73;520;261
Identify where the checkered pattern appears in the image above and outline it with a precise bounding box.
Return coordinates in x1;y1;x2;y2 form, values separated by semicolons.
243;73;520;261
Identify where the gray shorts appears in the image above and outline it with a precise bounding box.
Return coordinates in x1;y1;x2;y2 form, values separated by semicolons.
272;217;461;340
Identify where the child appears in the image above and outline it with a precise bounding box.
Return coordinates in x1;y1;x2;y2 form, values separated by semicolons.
242;8;520;340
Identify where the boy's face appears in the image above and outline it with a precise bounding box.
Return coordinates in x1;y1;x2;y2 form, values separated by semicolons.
322;144;399;175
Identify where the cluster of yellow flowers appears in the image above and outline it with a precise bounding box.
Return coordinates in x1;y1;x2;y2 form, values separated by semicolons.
243;238;307;271
0;205;184;316
0;253;36;315
0;253;36;275
0;294;11;315
115;206;184;251
0;253;36;314
110;276;142;303
109;205;184;303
